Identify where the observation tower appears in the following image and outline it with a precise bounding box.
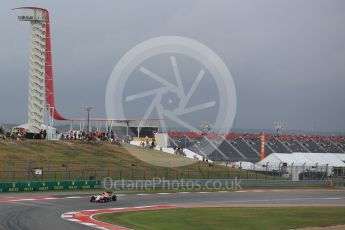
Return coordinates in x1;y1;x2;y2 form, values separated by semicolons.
13;7;67;133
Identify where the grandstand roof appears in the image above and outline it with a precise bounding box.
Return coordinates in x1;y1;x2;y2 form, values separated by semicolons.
259;152;345;167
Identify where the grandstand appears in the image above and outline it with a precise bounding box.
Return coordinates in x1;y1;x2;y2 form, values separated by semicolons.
167;132;345;162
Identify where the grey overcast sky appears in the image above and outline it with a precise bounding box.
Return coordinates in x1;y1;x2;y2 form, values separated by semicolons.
0;0;344;133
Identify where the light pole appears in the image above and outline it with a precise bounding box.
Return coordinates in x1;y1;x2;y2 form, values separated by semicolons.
85;106;92;133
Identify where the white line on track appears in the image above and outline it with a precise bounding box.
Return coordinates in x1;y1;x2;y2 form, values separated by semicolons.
13;199;36;201
67;218;81;222
81;223;97;226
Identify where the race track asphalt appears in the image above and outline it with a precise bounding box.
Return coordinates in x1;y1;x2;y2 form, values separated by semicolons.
0;189;345;230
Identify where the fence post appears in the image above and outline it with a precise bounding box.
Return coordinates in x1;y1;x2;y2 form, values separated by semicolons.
302;163;306;181
65;165;68;180
264;163;267;180
7;160;10;182
290;162;294;181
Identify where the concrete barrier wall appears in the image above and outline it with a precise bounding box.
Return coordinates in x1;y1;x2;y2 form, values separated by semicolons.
0;179;329;192
0;180;101;192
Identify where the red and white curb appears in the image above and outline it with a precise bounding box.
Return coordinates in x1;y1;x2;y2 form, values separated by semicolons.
0;196;59;202
0;195;86;203
0;192;219;203
234;189;343;193
1;189;341;203
323;197;345;200
61;205;176;230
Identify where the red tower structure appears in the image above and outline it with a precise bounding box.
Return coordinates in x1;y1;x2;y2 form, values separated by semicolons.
13;7;68;131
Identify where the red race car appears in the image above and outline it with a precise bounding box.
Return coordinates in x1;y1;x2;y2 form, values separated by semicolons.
90;192;117;203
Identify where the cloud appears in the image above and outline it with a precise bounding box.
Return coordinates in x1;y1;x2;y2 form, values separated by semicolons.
0;0;344;133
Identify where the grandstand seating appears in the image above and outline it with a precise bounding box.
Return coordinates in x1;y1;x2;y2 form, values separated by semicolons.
167;133;345;162
319;140;343;153
267;138;290;153
283;140;308;152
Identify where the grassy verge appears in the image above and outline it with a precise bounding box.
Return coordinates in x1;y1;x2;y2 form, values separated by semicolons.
95;207;345;230
0;140;272;181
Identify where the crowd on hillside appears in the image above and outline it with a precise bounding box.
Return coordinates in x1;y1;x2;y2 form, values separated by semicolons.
60;129;132;144
0;126;5;140
139;138;156;149
173;147;186;157
0;126;23;140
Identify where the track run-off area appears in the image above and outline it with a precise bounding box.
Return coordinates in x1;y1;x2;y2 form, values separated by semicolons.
0;189;345;230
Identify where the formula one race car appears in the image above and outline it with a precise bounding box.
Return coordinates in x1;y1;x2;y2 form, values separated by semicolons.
90;192;117;203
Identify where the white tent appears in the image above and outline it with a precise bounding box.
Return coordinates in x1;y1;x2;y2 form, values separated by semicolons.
336;154;345;162
12;123;57;140
258;153;345;168
256;152;345;178
232;161;257;170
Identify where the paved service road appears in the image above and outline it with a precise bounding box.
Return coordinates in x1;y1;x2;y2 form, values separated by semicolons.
0;190;345;230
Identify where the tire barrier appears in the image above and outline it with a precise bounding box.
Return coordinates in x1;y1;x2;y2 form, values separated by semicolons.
0;180;101;193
